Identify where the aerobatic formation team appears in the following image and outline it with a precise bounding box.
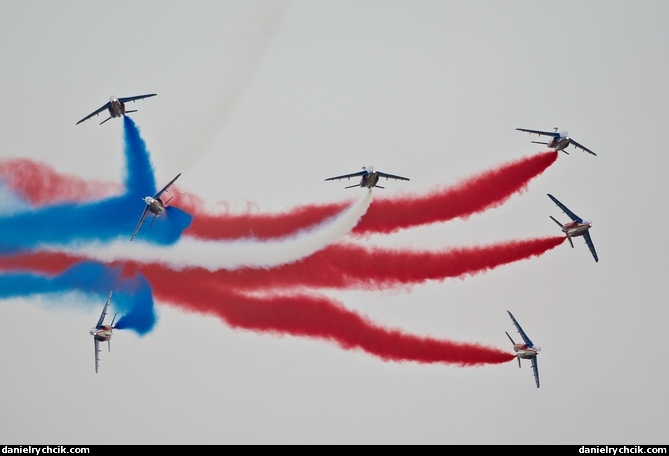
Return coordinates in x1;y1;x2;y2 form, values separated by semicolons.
0;94;599;386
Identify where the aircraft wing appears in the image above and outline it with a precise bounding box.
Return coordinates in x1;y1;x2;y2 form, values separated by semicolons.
583;231;599;262
376;171;410;181
94;338;100;374
154;173;182;199
95;291;113;329
547;194;582;223
118;93;157;104
530;356;540;388
569;138;597;156
76;102;112;125
507;310;535;348
516;128;557;137
131;206;150;241
325;170;366;181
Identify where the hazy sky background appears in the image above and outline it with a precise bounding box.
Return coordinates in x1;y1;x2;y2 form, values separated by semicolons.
1;0;668;444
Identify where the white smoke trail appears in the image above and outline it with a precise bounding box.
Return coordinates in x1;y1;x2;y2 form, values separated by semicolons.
165;0;292;171
47;190;372;271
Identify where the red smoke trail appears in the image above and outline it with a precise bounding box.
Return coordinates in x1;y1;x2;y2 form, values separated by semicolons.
353;151;558;235
178;192;348;240
133;236;566;291
147;274;514;366
181;151;558;239
0;249;518;365
0;251;81;274
0;158;120;206
0;236;565;292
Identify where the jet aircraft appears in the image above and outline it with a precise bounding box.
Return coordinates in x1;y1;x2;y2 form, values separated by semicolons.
76;93;157;125
505;310;541;388
131;173;182;241
90;291;117;374
516;127;597;156
548;193;598;262
325;166;409;189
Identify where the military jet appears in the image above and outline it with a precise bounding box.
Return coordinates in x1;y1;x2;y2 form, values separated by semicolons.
131;173;181;241
548;194;598;262
516;127;597;156
76;93;156;125
505;310;541;388
325;166;409;189
89;291;117;374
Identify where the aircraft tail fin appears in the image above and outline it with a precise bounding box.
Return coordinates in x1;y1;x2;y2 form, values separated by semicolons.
107;340;111;352
99;117;112;125
567;235;574;248
164;195;174;205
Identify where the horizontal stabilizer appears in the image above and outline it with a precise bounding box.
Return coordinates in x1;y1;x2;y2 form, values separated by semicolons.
374;185;385;189
344;184;359;189
549;215;563;228
505;331;516;345
531;141;548;145
99;117;112;125
125;110;138;114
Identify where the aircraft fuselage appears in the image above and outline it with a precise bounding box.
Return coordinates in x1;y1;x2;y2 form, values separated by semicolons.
513;343;538;359
547;136;570;151
144;197;166;216
359;172;379;188
561;220;592;238
107;97;127;118
90;326;113;342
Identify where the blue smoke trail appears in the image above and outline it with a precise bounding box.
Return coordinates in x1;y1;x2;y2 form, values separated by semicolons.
0;261;156;335
0;118;191;250
124;116;156;197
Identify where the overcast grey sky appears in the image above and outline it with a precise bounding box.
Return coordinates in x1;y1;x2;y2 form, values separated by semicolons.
1;0;668;444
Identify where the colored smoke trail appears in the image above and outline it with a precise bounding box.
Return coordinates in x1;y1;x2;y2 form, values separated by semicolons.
0;151;557;241
182;151;558;239
0;118;191;250
0;235;566;292
132;236;567;291
0;118;555;366
0;158;120;206
123;116;157;197
148;278;514;366
179;193;348;240
353;151;558;235
0;261;155;335
48;191;373;270
0;251;515;365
